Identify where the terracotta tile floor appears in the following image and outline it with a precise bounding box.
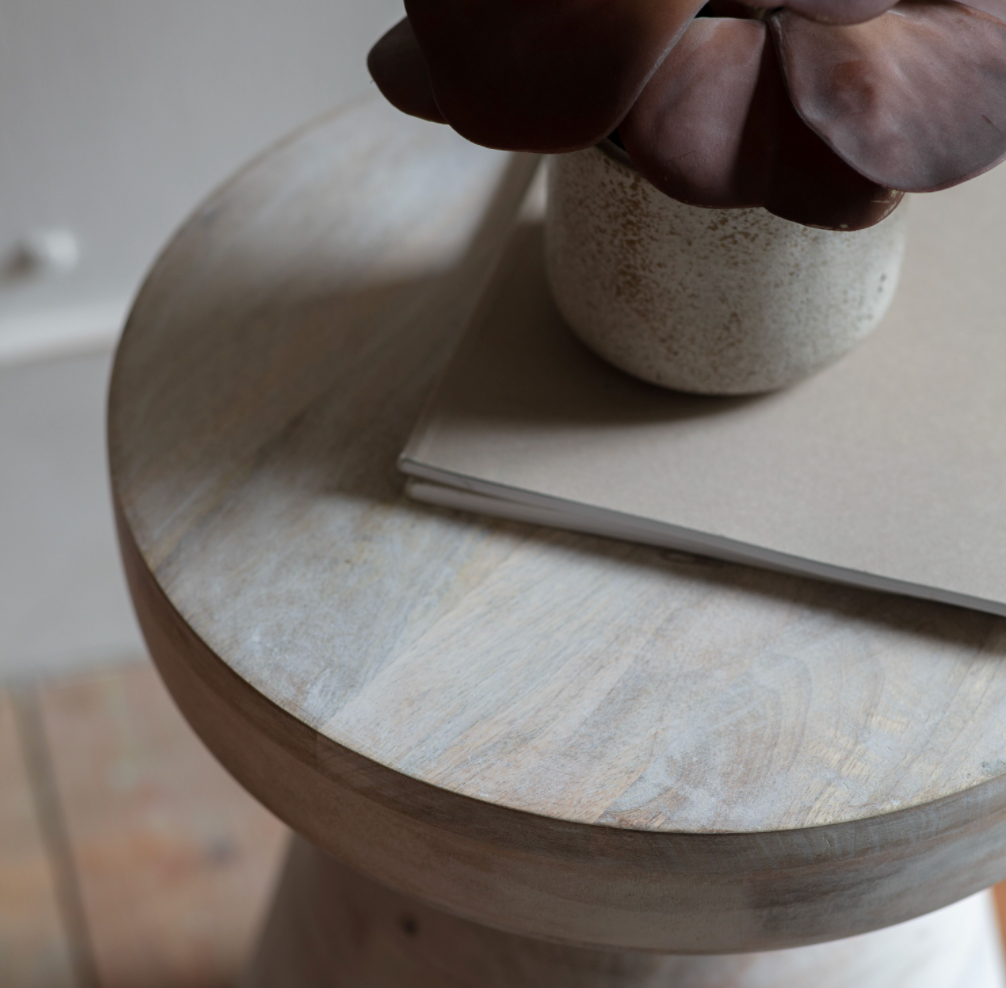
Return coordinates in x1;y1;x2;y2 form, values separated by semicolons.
2;659;1006;987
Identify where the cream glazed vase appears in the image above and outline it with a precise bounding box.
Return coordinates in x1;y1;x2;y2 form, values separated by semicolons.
544;142;909;395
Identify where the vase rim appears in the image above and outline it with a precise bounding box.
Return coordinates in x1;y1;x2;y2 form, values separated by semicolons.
594;138;636;174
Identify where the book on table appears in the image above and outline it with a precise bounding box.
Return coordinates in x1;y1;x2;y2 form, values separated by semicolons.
399;169;1006;617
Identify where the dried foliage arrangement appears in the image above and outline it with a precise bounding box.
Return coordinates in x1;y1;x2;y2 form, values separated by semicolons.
369;0;1006;230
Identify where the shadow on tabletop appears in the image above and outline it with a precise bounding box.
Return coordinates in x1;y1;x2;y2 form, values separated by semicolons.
145;147;1001;659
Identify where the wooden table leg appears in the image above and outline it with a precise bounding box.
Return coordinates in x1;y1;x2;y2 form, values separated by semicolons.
244;836;1005;988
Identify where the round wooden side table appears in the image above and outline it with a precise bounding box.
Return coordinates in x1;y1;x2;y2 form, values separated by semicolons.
109;97;1006;987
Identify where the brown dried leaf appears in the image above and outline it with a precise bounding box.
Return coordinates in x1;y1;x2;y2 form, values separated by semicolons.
367;18;445;125
745;0;899;25
622;17;902;229
775;0;1006;192
621;18;775;208
404;0;707;152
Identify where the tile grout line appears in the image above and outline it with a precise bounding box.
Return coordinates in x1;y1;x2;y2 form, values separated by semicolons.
11;684;103;988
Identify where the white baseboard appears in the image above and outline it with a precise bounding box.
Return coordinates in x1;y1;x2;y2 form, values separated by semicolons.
0;297;131;367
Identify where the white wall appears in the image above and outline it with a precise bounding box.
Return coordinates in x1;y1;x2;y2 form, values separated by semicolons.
0;352;140;675
0;0;403;361
0;0;405;678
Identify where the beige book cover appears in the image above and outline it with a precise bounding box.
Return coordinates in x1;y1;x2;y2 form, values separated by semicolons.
400;168;1006;616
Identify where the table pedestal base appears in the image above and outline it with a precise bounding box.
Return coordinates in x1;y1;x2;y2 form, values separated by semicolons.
244;837;1005;988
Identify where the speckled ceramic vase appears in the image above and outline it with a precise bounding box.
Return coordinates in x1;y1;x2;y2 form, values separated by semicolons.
544;143;909;395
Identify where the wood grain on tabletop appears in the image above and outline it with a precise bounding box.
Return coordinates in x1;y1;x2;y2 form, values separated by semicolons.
109;95;1006;951
37;664;286;988
0;692;75;988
